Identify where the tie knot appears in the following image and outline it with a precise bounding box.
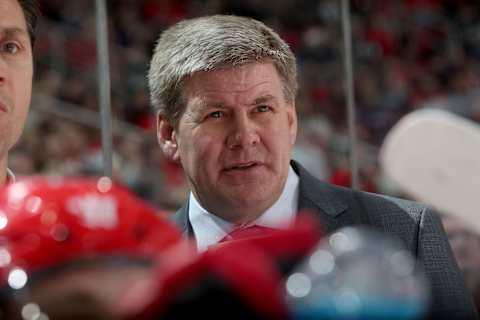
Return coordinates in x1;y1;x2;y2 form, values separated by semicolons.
220;225;277;243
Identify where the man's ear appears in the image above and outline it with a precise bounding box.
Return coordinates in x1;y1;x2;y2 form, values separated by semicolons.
157;113;180;162
287;102;298;146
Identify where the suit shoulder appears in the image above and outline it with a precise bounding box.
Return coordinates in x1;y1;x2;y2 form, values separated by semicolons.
295;160;426;223
359;191;428;217
308;176;427;219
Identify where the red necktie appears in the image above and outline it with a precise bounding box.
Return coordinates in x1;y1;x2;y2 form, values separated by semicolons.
220;225;277;243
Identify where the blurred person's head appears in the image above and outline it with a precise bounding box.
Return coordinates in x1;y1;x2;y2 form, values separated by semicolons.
0;0;38;184
149;15;298;224
0;176;182;319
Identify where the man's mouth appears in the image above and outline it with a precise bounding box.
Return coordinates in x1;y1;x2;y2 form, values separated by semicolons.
225;162;259;171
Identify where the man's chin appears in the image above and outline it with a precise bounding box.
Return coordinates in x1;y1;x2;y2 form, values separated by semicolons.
212;193;276;223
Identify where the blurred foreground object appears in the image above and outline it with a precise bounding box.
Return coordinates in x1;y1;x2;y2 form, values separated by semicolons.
380;109;480;233
286;226;429;320
124;214;322;319
0;176;182;319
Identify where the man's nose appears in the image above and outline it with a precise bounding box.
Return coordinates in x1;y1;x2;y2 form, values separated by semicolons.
226;114;260;149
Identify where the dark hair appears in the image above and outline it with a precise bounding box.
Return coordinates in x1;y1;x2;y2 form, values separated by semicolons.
18;0;39;46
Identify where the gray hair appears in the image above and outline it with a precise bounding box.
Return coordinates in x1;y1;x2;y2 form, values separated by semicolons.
148;15;297;126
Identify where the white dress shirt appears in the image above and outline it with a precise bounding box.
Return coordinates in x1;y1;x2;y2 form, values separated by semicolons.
189;166;300;252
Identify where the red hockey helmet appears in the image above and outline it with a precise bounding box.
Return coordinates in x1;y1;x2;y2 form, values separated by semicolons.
0;175;182;290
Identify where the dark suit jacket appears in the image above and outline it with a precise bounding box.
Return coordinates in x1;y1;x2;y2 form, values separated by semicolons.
173;161;478;319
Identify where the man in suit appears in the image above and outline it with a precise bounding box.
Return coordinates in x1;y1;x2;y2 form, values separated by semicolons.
0;0;38;184
148;15;477;318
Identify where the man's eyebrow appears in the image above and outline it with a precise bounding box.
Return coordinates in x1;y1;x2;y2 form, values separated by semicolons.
0;27;29;39
195;94;278;109
199;100;227;109
250;95;278;106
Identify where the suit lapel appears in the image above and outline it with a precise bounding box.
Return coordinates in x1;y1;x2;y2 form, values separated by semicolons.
293;160;374;234
292;161;349;233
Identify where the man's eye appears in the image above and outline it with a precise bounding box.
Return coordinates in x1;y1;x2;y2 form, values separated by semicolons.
2;42;20;54
256;105;271;113
209;111;224;118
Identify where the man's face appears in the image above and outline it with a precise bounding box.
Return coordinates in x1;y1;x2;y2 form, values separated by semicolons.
0;0;33;159
159;62;297;223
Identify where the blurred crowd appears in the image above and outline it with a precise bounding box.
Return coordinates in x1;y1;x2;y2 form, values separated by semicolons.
7;0;480;301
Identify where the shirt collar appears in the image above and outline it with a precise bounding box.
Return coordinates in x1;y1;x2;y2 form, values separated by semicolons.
5;168;15;184
189;166;300;252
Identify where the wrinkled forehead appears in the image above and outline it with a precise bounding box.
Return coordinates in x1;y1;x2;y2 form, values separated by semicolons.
183;62;287;101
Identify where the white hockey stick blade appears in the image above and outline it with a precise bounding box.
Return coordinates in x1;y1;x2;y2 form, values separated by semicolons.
380;109;480;233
